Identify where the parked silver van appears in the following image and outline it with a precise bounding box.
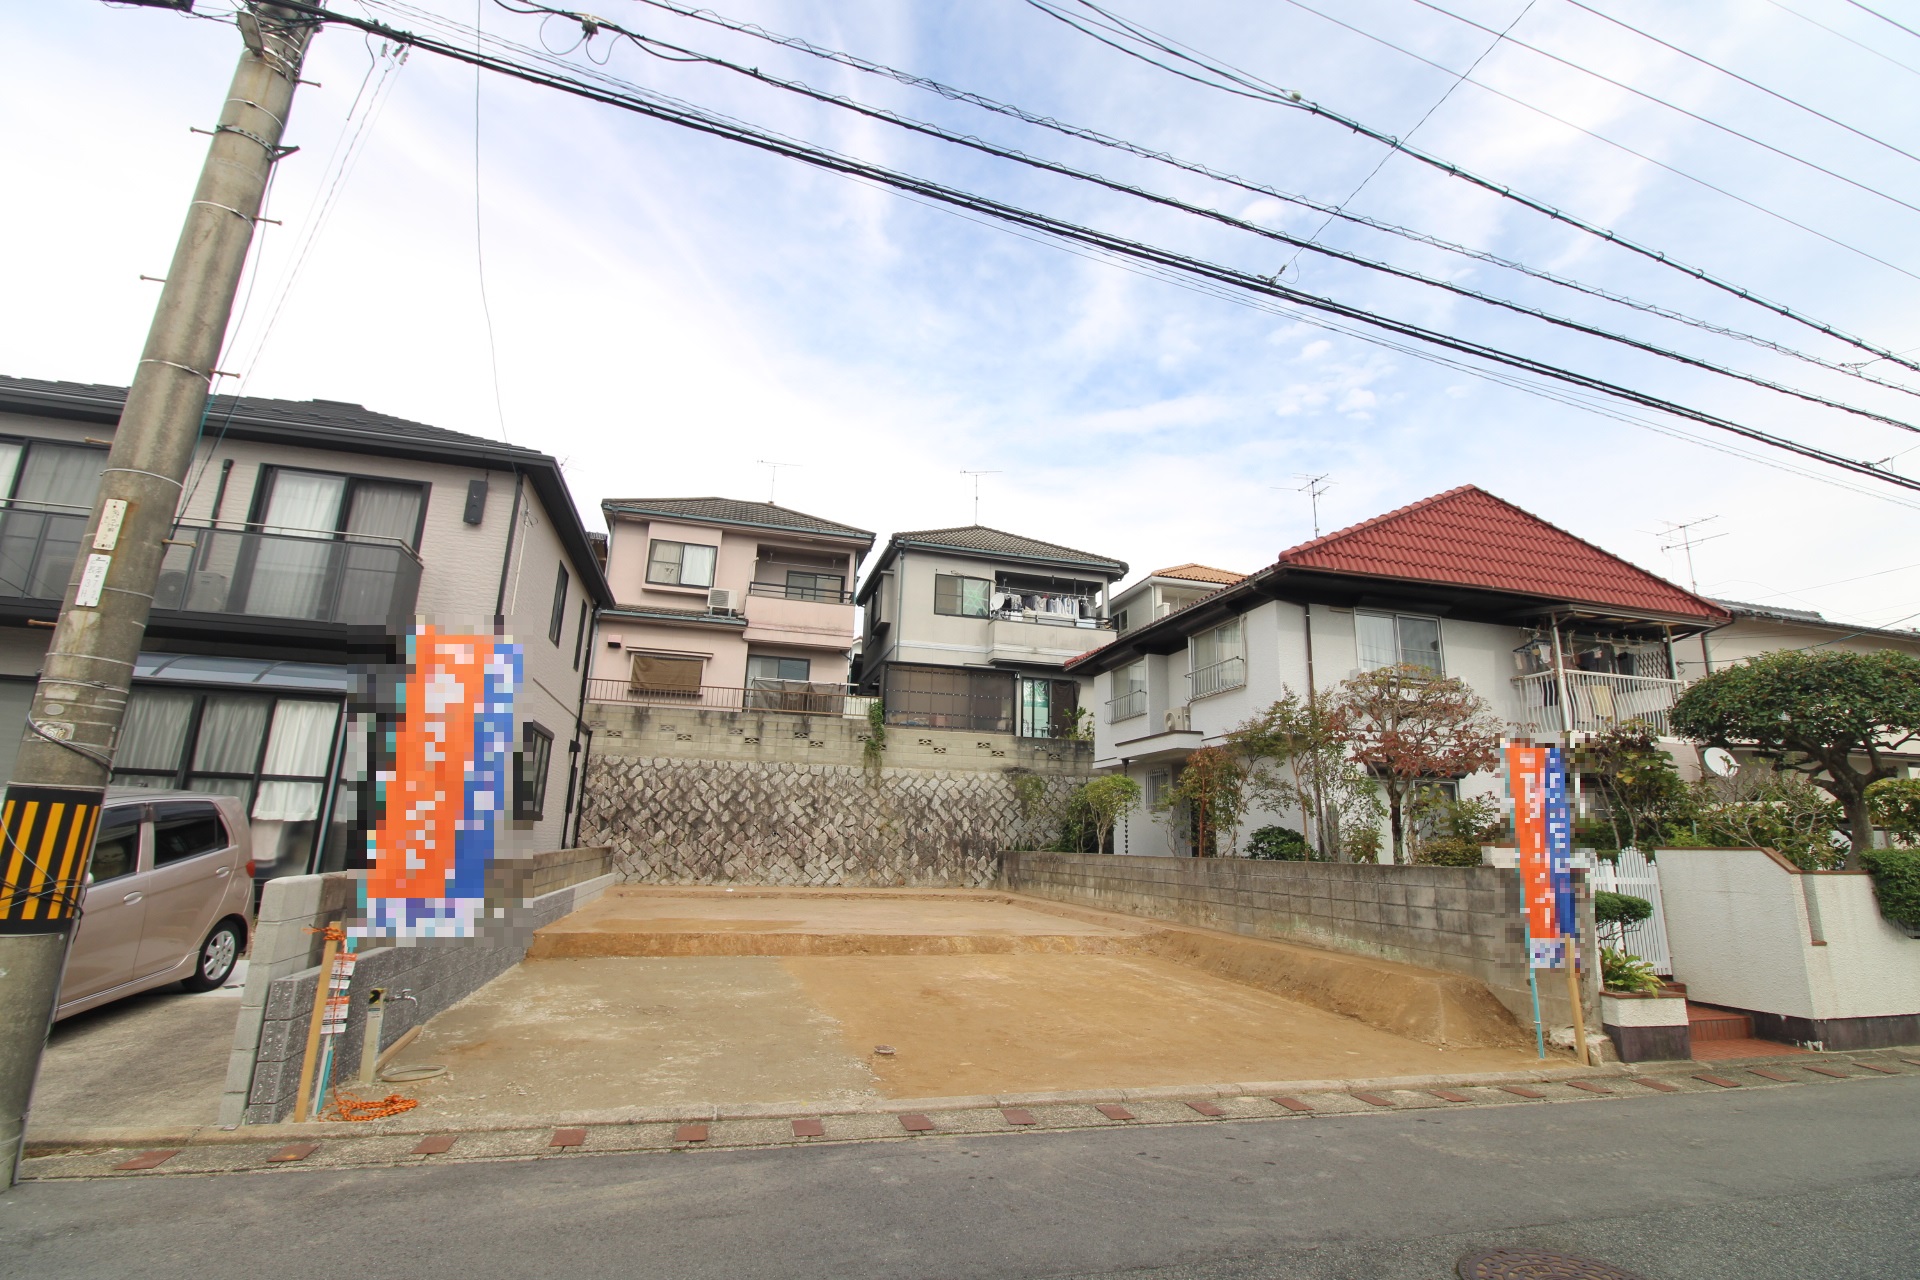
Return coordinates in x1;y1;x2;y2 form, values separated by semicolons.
56;790;255;1020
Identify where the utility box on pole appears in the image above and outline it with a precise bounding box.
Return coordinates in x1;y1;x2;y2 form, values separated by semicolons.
0;3;316;1185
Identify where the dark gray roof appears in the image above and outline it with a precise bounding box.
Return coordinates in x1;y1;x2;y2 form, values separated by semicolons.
1714;597;1920;641
602;497;872;543
893;525;1126;571
0;375;611;605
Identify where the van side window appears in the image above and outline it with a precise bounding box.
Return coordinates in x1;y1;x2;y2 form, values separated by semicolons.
90;809;143;882
151;801;227;866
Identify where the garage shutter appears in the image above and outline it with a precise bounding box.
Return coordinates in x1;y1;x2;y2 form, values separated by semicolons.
629;651;704;693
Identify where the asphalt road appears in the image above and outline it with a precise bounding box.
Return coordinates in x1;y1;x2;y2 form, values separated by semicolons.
5;1075;1916;1280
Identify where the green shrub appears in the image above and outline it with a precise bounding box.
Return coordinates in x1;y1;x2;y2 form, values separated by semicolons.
1247;826;1310;860
1859;848;1920;929
1593;892;1653;928
1600;946;1663;994
1413;837;1484;867
1868;778;1920;846
1345;825;1382;864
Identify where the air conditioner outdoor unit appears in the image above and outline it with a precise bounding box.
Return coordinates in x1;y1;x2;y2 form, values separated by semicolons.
1164;706;1191;733
707;588;736;615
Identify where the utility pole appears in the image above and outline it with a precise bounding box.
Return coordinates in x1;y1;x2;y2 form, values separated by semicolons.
0;3;314;1186
1656;516;1726;594
960;470;1000;524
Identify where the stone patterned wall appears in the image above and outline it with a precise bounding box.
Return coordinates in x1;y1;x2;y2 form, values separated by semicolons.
580;755;1081;887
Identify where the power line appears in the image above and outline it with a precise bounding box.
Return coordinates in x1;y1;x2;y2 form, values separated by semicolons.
599;0;1920;401
269;0;1920;498
1027;0;1920;361
1562;0;1920;167
1760;0;1920;80
1842;0;1920;42
509;1;1920;437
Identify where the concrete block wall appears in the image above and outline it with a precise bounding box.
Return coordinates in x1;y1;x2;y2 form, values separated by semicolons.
1002;852;1597;1040
221;848;615;1124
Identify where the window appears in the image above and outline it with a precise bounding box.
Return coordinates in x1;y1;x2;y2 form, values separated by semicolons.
0;438;107;599
1018;677;1080;739
151;800;228;865
785;571;845;602
647;539;717;588
1113;607;1131;634
243;467;425;623
548;563;569;645
1189;619;1246;698
572;599;589;671
748;655;811;685
1109;659;1147;722
934;573;992;617
515;723;553;821
1356;611;1444;675
88;808;143;883
628;650;704;693
884;663;1014;733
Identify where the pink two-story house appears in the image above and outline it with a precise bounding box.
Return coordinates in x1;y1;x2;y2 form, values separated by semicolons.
590;498;874;709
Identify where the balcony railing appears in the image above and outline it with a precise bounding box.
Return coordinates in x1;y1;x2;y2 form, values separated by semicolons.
588;678;877;719
1107;688;1147;723
1187;655;1246;700
747;580;854;605
154;525;422;631
990;588;1113;629
1513;669;1685;738
0;503;89;602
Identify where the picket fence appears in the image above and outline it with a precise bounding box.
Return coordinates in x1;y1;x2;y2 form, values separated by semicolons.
1588;846;1673;975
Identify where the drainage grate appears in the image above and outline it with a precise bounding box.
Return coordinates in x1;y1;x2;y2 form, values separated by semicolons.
1458;1246;1650;1280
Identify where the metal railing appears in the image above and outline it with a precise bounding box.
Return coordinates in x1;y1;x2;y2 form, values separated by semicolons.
153;524;422;630
1187;655;1246;700
1512;669;1685;737
0;503;89;601
1107;688;1147;722
588;678;877;719
990;588;1113;629
747;580;854;605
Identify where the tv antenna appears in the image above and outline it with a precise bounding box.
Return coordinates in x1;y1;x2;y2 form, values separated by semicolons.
1656;516;1727;593
757;460;800;504
1276;473;1333;537
960;470;1001;524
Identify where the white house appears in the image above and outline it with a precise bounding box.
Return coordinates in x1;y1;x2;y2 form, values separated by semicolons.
1110;563;1245;636
1068;486;1730;858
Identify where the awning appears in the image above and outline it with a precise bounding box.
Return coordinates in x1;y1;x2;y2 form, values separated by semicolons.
132;652;352;693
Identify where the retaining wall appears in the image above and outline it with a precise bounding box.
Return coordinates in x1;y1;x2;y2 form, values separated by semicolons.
1001;852;1597;1041
220;847;614;1125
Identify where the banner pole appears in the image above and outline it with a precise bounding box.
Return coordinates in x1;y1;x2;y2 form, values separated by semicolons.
1563;935;1590;1066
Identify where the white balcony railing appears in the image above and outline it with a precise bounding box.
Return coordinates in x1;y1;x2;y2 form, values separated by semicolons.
1187;655;1246;700
1107;688;1147;723
1512;669;1685;738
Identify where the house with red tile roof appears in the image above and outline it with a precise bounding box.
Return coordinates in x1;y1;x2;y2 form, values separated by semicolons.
1108;563;1248;638
1068;486;1730;860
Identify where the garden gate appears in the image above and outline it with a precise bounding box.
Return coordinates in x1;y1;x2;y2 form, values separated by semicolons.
1590;846;1672;975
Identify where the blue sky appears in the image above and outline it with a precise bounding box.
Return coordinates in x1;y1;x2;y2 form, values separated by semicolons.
6;0;1920;624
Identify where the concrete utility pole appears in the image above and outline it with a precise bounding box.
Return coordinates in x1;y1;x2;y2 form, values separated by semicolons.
0;3;314;1185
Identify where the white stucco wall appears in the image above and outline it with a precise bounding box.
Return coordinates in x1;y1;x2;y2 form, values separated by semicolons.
1656;847;1920;1021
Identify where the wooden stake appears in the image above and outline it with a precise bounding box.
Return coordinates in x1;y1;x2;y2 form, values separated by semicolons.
1563;934;1590;1067
292;934;337;1124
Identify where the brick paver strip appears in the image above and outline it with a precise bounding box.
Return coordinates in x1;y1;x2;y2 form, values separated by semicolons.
1632;1078;1680;1092
1803;1065;1849;1078
1500;1086;1547;1099
1001;1108;1037;1126
791;1119;824;1138
1748;1068;1796;1082
673;1124;709;1144
1185;1101;1226;1117
550;1128;588;1148
1903;1058;1920;1068
412;1135;457;1155
1565;1081;1612;1094
1096;1104;1135;1121
1351;1092;1395;1107
1427;1090;1470;1103
112;1150;179;1172
1853;1062;1899;1075
1272;1097;1315;1112
268;1143;320;1163
1693;1074;1741;1088
898;1114;935;1133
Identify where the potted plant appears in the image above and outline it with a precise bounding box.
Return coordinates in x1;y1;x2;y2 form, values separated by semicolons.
1598;947;1691;1062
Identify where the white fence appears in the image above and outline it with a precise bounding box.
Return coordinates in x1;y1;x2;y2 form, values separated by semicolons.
1589;845;1673;975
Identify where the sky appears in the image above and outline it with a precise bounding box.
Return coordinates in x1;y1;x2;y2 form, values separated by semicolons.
5;0;1920;627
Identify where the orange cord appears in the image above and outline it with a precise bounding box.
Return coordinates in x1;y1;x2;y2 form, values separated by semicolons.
304;923;348;942
330;1092;420;1122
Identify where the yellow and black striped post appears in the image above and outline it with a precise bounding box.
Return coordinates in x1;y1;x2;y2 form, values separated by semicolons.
0;786;103;930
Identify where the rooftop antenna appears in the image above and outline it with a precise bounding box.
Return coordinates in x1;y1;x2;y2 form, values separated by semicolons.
960;469;1000;524
1276;473;1333;537
757;460;800;504
1656;516;1727;593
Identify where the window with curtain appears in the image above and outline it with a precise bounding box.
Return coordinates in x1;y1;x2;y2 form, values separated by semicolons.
629;650;704;693
933;573;991;617
646;539;717;588
247;469;425;622
1189;619;1246;698
252;699;339;823
1356;612;1444;675
0;439;105;600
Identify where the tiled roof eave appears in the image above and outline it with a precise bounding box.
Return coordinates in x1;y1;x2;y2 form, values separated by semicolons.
895;537;1124;573
603;503;873;544
1273;564;1729;628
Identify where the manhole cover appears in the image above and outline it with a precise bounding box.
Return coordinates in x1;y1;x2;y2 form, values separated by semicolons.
1457;1246;1649;1280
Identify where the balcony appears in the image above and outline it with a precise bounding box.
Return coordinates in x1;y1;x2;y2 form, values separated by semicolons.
1513;669;1686;738
0;503;88;602
1107;688;1147;723
747;579;854;605
587;677;875;718
990;587;1112;630
1187;655;1247;700
154;525;422;632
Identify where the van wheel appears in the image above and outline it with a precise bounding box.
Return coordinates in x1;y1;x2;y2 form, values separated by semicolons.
182;920;242;991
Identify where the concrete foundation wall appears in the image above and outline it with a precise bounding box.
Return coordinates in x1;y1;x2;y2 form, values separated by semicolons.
1001;852;1597;1040
221;848;614;1124
581;702;1093;887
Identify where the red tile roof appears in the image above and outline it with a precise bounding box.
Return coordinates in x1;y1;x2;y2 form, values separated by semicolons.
1276;486;1729;623
1149;563;1245;585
